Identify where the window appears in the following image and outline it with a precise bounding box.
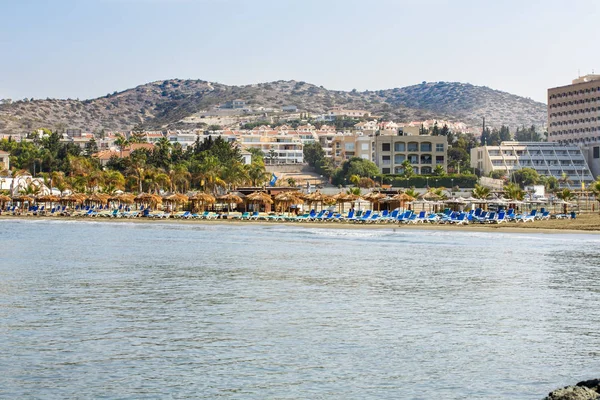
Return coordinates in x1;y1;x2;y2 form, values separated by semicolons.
382;143;391;151
420;154;432;164
394;154;405;164
421;142;432;152
345;143;355;151
408;154;419;164
407;142;418;151
436;143;444;152
594;146;600;159
394;142;405;152
361;143;369;150
382;168;390;174
382;155;391;165
436;156;444;164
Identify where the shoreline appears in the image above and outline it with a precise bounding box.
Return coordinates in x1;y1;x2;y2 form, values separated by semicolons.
2;214;600;235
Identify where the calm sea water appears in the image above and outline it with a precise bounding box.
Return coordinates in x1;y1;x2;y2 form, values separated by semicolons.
1;219;599;399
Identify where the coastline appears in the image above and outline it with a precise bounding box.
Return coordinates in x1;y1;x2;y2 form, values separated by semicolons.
2;214;600;235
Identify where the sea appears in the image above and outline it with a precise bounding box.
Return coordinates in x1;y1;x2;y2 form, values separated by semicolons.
1;219;599;399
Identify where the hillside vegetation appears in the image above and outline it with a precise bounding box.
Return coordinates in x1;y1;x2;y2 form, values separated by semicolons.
0;79;547;135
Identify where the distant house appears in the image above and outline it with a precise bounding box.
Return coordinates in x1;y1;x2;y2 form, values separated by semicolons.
0;150;10;172
282;105;298;112
221;99;246;109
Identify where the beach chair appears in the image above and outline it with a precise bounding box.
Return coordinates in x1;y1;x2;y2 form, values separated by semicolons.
309;210;326;221
449;212;468;225
356;209;372;223
489;211;506;224
414;210;427;223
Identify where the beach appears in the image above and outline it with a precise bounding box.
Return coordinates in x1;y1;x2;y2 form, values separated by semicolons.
2;212;600;234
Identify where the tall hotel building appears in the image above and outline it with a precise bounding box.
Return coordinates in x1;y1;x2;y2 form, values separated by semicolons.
548;74;600;177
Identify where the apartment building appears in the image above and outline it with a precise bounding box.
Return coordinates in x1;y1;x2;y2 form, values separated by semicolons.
330;133;373;164
374;134;447;175
237;133;303;164
548;74;600;177
470;141;594;188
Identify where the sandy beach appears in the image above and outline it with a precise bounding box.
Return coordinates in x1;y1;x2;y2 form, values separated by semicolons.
2;213;600;234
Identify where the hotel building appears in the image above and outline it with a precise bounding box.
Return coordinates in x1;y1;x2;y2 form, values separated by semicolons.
470;141;594;188
548;74;600;177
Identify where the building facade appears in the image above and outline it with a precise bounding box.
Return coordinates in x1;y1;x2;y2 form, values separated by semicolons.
548;74;600;177
374;134;447;175
470;141;594;188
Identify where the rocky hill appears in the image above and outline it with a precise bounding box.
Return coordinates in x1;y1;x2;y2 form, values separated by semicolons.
0;79;547;135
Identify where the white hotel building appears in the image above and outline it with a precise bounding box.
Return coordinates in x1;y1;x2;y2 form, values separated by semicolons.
471;141;594;189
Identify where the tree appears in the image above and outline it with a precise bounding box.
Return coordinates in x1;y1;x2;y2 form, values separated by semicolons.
400;159;414;179
511;167;540;188
504;183;525;201
433;164;445;176
490;170;506;180
85;138;98;156
246;161;269;187
591;179;600;214
556;188;576;214
102;170;125;193
303;142;326;167
472;184;491;199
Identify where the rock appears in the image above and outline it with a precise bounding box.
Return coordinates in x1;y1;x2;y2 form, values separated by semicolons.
544;384;600;400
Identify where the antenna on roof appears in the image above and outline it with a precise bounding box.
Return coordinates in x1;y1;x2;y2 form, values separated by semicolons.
578;69;581;77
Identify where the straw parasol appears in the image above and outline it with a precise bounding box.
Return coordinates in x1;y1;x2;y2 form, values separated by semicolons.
420;191;441;201
190;192;216;211
36;194;61;203
110;193;135;204
246;191;273;212
218;193;244;213
274;191;303;215
135;193;162;209
13;195;34;203
87;193;111;205
392;192;415;210
61;193;86;204
0;194;11;203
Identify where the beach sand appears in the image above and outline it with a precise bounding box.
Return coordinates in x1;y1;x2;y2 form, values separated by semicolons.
2;213;600;234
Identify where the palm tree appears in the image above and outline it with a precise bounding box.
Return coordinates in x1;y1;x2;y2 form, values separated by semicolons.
472;184;491;200
504;183;525;201
558;172;573;188
169;164;191;193
102;170;125;194
556;188;576;214
114;134;129;158
246;161;269;187
126;164;147;193
87;170;105;193
194;156;225;194
221;160;249;190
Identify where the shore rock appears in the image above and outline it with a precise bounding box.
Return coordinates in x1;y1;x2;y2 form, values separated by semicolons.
544;379;600;400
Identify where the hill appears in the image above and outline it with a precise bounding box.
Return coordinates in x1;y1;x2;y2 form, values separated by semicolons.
0;79;547;135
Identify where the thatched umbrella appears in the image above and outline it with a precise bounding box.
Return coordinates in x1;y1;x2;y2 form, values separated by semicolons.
86;193;110;205
189;192;216;212
246;191;273;212
60;193;86;206
135;193;162;209
36;194;61;203
364;192;386;211
218;193;244;213
275;191;303;215
0;194;11;210
392;193;415;210
305;191;332;211
163;193;189;211
110;193;135;204
13;195;34;203
420;191;441;201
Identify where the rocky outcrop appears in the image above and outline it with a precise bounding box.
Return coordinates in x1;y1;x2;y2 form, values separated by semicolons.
544;379;600;400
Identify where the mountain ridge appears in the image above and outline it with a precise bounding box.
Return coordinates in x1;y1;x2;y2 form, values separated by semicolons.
0;79;548;135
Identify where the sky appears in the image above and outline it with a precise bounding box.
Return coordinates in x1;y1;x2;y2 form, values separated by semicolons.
1;0;599;103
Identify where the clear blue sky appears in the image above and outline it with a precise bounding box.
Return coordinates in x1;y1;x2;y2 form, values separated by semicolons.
1;0;599;103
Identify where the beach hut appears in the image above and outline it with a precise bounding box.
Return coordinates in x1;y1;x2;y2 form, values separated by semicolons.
363;192;386;211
